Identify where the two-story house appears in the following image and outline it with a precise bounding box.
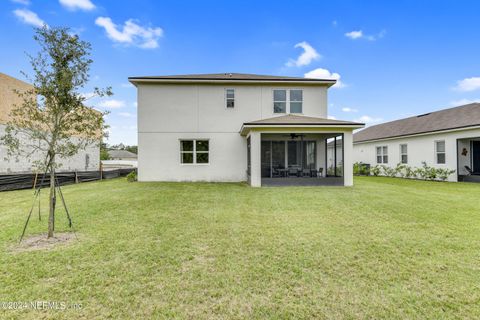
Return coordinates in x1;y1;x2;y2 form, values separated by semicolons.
0;72;100;174
129;73;364;187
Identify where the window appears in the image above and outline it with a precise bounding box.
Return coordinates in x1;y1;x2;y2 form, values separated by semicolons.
273;89;287;113
273;89;303;114
226;89;235;108
180;140;209;164
376;146;388;164
290;90;303;113
435;140;446;164
400;144;408;164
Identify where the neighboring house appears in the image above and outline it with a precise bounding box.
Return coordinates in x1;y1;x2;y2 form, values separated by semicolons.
108;149;138;160
130;73;364;187
353;103;480;182
0;72;100;174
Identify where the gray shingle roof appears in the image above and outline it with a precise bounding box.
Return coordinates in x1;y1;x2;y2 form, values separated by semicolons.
108;150;137;159
129;73;336;84
353;103;480;143
244;114;363;126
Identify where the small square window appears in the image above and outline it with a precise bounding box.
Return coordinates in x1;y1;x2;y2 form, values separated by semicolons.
180;140;209;164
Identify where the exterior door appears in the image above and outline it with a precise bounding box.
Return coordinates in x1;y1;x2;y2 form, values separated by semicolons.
472;141;480;172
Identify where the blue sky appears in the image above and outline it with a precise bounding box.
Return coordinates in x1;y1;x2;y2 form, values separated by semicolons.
2;0;480;145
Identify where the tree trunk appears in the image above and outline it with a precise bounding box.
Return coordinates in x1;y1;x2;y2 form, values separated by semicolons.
48;164;55;238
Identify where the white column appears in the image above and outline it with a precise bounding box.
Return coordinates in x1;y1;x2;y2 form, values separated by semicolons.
249;131;262;187
343;130;354;186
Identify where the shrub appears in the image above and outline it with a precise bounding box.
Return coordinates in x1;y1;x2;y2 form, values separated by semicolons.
353;162;361;176
370;165;381;176
126;170;137;182
381;165;396;177
436;168;456;181
395;163;407;178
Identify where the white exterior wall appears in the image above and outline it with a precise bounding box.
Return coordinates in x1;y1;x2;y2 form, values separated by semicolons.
353;128;480;182
137;84;328;182
0;124;100;174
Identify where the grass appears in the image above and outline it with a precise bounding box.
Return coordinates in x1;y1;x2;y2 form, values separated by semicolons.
1;177;480;319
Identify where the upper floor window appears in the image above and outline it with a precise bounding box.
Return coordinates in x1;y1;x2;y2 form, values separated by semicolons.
273;89;303;114
273;89;287;113
376;146;388;164
290;90;303;113
435;140;445;164
180;140;209;164
400;144;408;164
225;89;235;108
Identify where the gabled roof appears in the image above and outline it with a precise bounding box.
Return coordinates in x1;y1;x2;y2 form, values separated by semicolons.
240;114;364;136
354;103;480;143
108;149;137;158
129;73;337;86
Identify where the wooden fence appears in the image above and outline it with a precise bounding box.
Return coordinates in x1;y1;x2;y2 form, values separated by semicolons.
0;168;135;192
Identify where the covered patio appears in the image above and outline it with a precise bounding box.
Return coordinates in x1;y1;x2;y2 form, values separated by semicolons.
241;115;364;187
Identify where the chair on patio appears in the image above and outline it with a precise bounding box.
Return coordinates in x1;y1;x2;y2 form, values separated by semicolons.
465;166;480;175
301;168;311;177
272;167;283;178
288;167;299;177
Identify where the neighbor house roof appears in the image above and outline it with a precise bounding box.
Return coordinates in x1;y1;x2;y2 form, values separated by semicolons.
108;149;137;159
240;114;364;136
354;103;480;143
129;73;337;86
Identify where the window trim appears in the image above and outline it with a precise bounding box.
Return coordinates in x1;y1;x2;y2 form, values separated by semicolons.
376;145;388;164
399;144;408;164
225;88;235;109
180;139;210;165
272;88;303;114
434;140;446;164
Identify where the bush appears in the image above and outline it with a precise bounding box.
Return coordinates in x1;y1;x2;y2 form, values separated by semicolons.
126;170;137;182
370;165;381;176
436;168;456;181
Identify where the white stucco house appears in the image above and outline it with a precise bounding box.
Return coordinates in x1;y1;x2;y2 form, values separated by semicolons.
0;72;100;174
353;103;480;182
130;73;364;187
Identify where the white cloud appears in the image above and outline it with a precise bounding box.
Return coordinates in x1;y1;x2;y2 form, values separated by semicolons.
132;102;138;108
286;41;321;67
304;68;345;88
328;115;336;120
13;9;46;27
345;29;385;41
345;30;363;39
118;112;136;118
98;99;126;109
95;17;163;49
450;98;480;106
453;77;480;92
59;0;95;11
121;83;134;88
342;107;358;113
354;115;383;124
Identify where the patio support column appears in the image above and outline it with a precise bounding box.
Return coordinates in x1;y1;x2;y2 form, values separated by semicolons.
343;131;354;186
249;131;262;187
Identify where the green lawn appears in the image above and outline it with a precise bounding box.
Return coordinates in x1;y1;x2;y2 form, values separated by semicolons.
1;177;480;319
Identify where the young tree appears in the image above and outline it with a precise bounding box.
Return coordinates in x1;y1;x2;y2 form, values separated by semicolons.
1;26;111;238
